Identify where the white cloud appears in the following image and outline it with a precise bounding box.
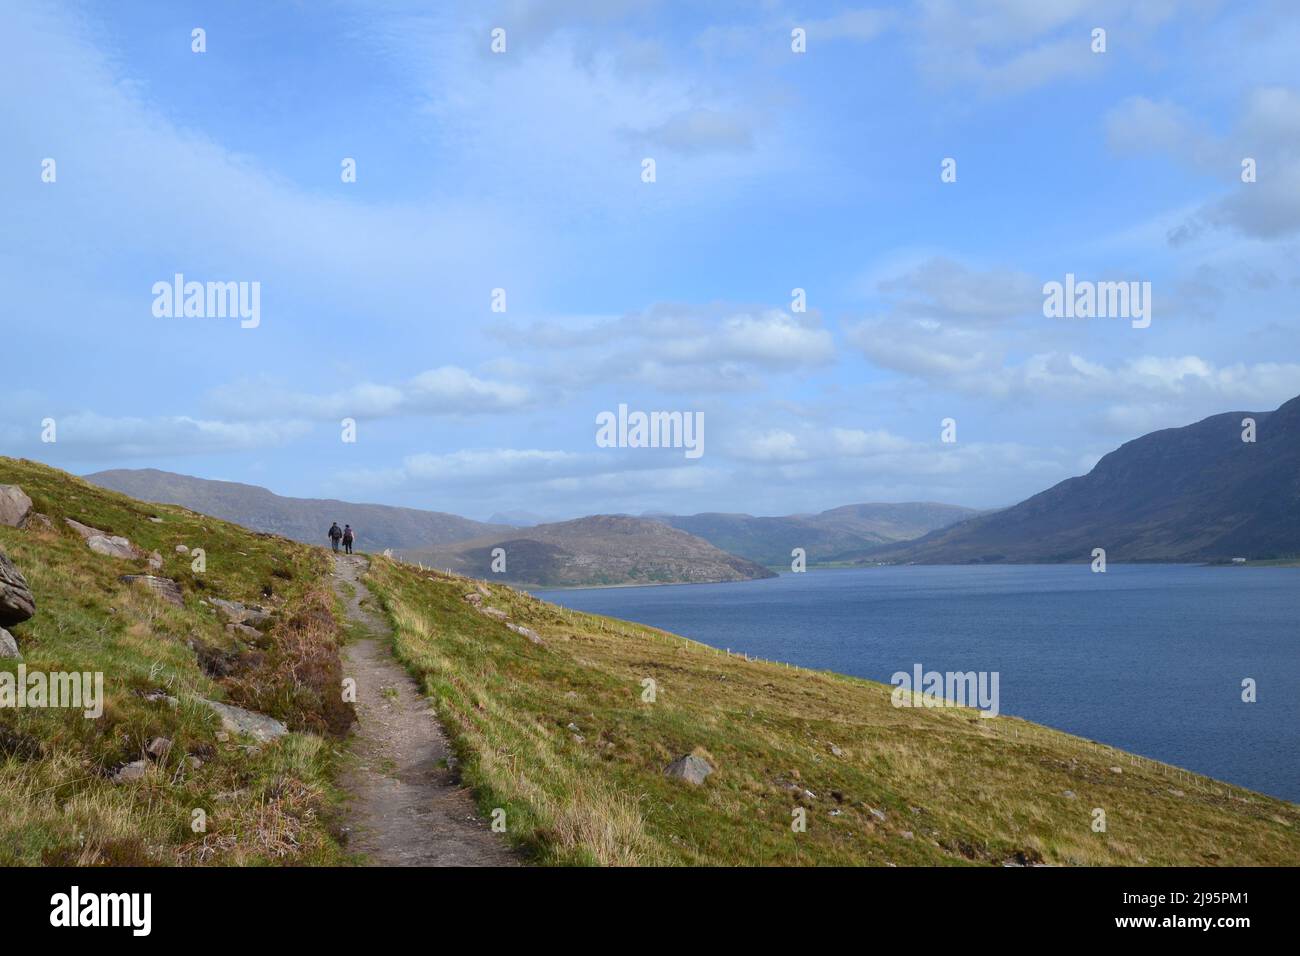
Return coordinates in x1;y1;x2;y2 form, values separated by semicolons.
207;367;533;421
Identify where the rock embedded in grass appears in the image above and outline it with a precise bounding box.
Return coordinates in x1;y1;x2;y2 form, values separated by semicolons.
211;597;272;628
0;626;20;660
65;517;142;559
202;698;288;745
506;622;544;645
664;753;714;785
113;760;150;783
0;484;33;528
119;575;184;607
0;549;36;627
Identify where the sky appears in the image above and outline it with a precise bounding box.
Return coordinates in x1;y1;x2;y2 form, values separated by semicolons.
3;0;1299;521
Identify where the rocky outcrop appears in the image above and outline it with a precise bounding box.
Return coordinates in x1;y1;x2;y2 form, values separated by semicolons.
0;485;33;528
0;550;35;627
65;518;142;560
119;574;184;607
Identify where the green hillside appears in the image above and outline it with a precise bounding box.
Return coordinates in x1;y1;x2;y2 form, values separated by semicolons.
0;457;352;865
365;558;1300;866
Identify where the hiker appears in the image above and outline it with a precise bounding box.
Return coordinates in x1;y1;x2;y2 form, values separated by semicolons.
328;522;343;553
342;524;355;555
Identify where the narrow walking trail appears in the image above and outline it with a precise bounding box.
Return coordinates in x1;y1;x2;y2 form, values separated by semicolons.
332;553;517;866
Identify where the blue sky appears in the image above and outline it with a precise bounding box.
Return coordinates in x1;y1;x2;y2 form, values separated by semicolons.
3;0;1299;520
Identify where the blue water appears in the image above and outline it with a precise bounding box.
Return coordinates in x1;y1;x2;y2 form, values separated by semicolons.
534;565;1300;802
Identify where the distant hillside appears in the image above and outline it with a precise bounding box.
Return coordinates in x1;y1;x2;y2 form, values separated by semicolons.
399;515;777;587
656;502;980;566
85;469;503;552
870;394;1300;564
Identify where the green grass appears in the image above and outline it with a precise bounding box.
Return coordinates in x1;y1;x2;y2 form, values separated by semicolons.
365;556;1300;866
0;457;352;865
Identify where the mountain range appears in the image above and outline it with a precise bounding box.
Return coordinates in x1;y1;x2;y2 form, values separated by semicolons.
85;394;1300;580
870;394;1300;564
83;469;969;586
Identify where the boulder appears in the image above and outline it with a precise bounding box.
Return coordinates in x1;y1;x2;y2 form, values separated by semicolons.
202;699;288;744
480;606;508;620
0;550;36;627
146;737;173;759
0;627;20;660
0;485;33;528
65;518;141;559
664;754;714;785
119;575;183;607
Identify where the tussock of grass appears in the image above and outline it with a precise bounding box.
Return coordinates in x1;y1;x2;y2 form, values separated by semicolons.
367;556;1300;867
0;457;351;865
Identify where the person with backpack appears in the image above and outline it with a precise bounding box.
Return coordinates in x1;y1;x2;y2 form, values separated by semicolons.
328;522;343;553
342;524;355;555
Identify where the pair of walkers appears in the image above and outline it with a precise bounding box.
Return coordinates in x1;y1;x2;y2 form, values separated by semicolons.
328;522;356;554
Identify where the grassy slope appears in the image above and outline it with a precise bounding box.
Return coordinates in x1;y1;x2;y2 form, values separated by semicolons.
0;458;351;865
367;556;1300;866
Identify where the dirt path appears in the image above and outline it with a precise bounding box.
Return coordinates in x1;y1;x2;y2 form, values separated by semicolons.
332;553;517;866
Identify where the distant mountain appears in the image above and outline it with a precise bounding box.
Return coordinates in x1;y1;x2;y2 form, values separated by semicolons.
486;510;543;527
655;502;980;566
868;395;1300;564
398;515;777;587
85;468;504;551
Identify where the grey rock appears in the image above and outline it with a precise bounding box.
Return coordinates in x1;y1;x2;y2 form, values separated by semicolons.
0;627;20;660
65;518;140;559
210;598;271;628
118;575;183;607
0;549;36;627
113;760;150;783
148;551;163;571
829;743;844;757
480;606;508;620
506;622;544;645
226;622;263;641
0;485;33;528
146;736;172;759
175;544;190;554
1062;789;1077;799
664;753;714;785
202;699;288;744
